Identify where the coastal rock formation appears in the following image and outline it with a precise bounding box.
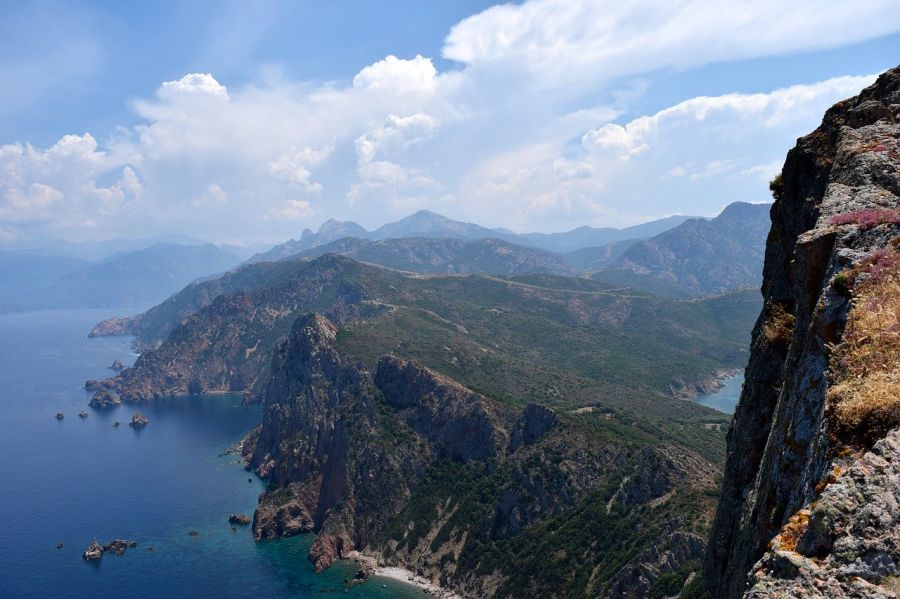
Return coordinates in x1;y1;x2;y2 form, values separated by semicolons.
88;316;138;338
228;513;251;525
129;412;148;428
705;66;900;598
109;359;124;370
87;256;383;404
89;389;121;409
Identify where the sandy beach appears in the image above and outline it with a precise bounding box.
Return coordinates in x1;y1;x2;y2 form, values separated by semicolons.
346;552;462;598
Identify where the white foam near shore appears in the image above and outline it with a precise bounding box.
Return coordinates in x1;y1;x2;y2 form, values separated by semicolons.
346;552;462;598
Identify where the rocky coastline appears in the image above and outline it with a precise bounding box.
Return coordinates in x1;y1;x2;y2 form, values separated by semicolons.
667;367;743;399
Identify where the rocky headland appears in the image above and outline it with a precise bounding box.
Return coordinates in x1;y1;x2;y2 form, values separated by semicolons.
243;312;719;597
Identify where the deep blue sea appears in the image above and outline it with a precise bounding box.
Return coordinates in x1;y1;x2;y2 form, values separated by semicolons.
696;373;744;414
0;309;424;598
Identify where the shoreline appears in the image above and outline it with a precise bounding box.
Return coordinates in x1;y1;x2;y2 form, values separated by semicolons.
347;551;462;598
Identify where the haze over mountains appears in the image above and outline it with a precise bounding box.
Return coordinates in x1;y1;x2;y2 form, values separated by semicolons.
0;243;242;312
2;202;767;313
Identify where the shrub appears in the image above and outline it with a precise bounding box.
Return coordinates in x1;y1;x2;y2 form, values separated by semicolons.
827;253;900;445
768;174;783;201
832;271;853;296
828;209;900;230
762;302;795;348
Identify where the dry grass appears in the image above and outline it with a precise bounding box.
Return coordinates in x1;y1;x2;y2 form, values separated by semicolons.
763;302;796;347
827;251;900;445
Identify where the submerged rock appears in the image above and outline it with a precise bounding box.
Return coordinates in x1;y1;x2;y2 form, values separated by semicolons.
188;530;199;537
55;412;64;420
103;540;130;555
129;412;148;428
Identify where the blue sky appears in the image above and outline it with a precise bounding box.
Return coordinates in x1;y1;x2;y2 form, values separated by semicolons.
1;0;898;244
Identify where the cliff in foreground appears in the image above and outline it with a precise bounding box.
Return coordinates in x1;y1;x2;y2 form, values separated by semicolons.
706;66;900;598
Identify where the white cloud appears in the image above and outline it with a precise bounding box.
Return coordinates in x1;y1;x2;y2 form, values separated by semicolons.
444;0;899;91
265;199;313;221
159;73;229;99
352;55;437;94
0;1;894;242
268;147;331;193
355;113;439;164
581;75;876;161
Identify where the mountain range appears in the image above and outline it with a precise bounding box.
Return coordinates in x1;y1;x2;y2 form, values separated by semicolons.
249;210;698;262
0;243;242;312
248;202;771;298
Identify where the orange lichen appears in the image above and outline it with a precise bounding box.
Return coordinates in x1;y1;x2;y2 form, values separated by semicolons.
770;509;811;552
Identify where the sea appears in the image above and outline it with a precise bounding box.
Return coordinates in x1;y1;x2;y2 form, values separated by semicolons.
0;308;425;598
695;372;744;414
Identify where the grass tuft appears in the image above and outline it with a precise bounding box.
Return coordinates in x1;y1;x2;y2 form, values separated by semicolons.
827;246;900;445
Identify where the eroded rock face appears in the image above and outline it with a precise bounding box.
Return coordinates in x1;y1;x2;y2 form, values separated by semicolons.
747;429;900;597
375;355;516;461
705;66;900;598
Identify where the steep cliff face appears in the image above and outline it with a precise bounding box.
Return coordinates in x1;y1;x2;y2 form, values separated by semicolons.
706;67;900;598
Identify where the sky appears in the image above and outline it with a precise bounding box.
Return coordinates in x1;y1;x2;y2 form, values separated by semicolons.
0;0;898;245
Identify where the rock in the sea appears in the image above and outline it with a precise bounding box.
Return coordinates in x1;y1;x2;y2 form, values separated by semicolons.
103;539;130;555
109;359;125;371
57;542;63;549
129;412;148;428
55;412;64;420
78;410;88;419
112;421;120;427
228;513;251;525
89;389;121;409
82;539;103;561
188;530;199;537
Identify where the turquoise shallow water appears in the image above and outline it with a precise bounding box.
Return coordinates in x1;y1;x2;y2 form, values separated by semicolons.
696;373;744;414
0;309;424;598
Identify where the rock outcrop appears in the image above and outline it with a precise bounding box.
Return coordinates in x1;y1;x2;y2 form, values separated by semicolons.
129;412;148;428
89;388;121;409
705;66;900;598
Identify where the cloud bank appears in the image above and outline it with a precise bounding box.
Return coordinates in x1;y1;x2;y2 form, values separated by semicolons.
0;0;896;243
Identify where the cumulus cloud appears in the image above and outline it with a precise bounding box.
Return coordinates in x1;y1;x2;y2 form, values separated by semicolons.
159;73;229;99
352;55;437;94
0;0;895;242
